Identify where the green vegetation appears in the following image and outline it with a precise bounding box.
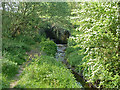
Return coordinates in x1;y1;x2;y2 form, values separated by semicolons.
1;1;120;89
1;2;79;88
2;58;18;78
40;39;57;56
66;1;120;88
15;55;81;88
0;74;10;88
66;49;85;67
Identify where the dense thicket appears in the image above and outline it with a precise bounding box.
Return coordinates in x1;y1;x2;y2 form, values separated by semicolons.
66;2;119;88
1;1;120;89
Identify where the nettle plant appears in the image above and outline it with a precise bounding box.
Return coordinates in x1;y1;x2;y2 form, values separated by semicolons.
70;2;119;88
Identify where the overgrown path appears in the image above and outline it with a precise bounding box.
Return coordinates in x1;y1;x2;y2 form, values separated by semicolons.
10;44;82;88
10;43;93;88
10;49;41;88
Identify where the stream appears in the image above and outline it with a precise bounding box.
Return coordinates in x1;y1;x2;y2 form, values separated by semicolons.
56;44;85;88
56;44;97;89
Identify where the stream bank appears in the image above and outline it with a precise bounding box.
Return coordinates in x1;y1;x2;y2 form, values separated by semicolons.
56;44;98;89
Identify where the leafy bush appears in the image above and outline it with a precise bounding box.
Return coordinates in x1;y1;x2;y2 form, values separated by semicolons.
65;44;82;57
67;2;119;88
3;50;27;65
2;37;30;65
0;74;10;88
15;35;36;46
67;36;78;46
40;39;57;56
67;49;85;67
2;58;18;78
3;37;31;52
66;48;86;74
33;34;46;43
15;55;82;88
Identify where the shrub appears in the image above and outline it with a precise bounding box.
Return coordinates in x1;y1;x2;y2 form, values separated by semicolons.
65;44;82;57
0;74;10;88
67;36;77;46
15;35;36;45
3;37;31;52
68;2;119;88
3;50;27;65
40;39;57;56
33;33;46;43
2;37;29;65
2;58;18;78
67;49;85;67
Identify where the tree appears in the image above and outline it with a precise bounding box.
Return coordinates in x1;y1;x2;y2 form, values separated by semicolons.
118;1;120;58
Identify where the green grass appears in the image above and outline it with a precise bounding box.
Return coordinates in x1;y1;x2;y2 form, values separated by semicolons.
15;55;82;88
2;34;46;88
0;74;10;88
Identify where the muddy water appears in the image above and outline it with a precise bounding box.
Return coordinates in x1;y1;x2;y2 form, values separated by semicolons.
56;44;84;88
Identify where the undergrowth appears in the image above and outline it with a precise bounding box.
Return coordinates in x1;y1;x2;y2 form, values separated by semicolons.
15;55;82;88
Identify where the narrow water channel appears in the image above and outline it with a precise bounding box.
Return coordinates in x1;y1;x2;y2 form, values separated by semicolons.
56;44;98;89
56;44;86;88
56;44;67;62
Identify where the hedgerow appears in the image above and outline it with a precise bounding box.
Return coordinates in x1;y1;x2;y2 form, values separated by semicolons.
67;2;120;88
